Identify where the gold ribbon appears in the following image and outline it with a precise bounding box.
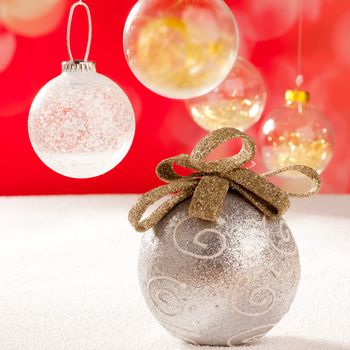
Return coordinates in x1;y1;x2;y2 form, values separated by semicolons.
129;128;321;232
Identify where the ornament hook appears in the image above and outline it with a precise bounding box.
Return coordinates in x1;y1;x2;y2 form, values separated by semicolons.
66;0;92;62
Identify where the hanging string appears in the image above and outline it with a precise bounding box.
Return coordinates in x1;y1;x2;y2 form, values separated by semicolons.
66;0;92;62
295;0;303;88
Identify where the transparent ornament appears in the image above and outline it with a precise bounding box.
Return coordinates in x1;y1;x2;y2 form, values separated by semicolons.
28;1;135;179
186;56;267;131
260;90;333;177
123;0;239;99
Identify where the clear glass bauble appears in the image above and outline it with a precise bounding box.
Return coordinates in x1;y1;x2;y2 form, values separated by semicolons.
260;99;333;177
28;68;135;178
123;0;239;99
186;56;267;131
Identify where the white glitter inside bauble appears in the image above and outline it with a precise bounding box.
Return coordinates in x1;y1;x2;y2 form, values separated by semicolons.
28;70;135;178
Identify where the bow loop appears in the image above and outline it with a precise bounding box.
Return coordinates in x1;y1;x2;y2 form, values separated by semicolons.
262;165;321;197
156;154;196;183
190;128;256;173
227;168;290;217
128;180;198;232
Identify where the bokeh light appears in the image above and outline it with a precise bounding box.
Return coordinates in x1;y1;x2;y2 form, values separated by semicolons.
231;0;298;41
0;0;66;37
0;29;16;73
332;11;350;71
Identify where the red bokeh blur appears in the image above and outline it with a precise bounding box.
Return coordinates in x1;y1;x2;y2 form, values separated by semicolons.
0;0;349;195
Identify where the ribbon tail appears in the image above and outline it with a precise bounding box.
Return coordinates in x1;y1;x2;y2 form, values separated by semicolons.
228;168;290;217
262;165;321;197
189;176;230;221
128;180;198;232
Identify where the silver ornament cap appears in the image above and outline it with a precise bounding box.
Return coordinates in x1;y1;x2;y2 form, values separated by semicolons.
62;60;96;72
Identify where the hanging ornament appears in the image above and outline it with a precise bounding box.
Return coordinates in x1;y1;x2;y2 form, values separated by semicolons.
128;128;321;346
186;56;267;131
260;90;333;176
260;0;333;177
0;0;66;37
0;28;16;73
28;1;135;179
123;0;239;99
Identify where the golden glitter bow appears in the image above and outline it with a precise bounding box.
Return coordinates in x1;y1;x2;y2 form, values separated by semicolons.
129;128;321;232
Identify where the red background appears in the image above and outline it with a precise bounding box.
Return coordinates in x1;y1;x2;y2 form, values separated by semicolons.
0;0;349;195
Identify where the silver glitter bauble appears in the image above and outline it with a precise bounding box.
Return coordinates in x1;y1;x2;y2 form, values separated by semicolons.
138;192;300;346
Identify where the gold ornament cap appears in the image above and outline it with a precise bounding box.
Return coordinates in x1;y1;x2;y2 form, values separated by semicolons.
285;89;310;104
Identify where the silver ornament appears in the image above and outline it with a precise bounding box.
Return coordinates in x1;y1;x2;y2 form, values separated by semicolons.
138;192;300;346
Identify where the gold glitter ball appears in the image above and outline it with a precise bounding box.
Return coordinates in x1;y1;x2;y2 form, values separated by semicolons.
187;57;267;131
261;101;333;177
